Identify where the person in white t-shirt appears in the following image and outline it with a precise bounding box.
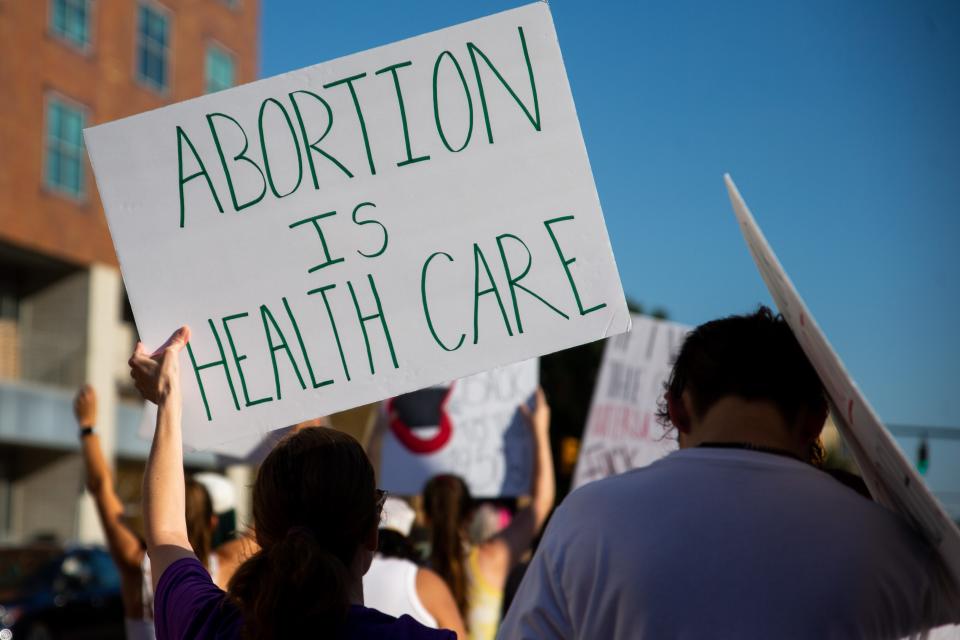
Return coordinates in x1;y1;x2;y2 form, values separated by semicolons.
364;497;467;638
499;307;960;640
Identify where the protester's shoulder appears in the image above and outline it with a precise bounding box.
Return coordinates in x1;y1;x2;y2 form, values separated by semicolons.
157;556;216;594
367;555;419;586
347;606;454;640
817;473;934;548
563;454;679;513
155;557;239;640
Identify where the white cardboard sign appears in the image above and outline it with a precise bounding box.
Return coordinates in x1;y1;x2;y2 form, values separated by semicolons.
724;174;960;599
572;315;689;489
378;358;537;497
137;401;288;460
85;3;629;450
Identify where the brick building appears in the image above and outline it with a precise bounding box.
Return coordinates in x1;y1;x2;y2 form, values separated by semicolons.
0;0;259;544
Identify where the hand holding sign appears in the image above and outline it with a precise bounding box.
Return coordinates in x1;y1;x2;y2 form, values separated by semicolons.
129;326;192;404
520;386;550;438
73;384;97;429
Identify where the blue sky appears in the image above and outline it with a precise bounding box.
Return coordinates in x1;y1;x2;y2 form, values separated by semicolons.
261;1;960;435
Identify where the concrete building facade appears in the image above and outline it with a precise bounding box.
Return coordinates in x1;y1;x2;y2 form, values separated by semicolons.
0;0;259;544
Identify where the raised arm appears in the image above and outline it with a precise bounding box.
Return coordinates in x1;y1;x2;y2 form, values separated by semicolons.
75;385;144;573
129;326;196;590
478;387;555;586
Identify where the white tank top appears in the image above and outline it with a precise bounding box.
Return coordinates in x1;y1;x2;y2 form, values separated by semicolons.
363;554;437;628
140;553;155;620
124;553;157;640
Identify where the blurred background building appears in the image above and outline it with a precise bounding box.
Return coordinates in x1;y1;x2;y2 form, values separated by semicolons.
0;0;258;545
0;0;955;555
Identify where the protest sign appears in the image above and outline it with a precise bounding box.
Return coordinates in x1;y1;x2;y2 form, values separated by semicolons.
724;174;960;598
85;3;629;450
378;358;537;497
572;315;689;489
137;399;373;461
137;399;291;460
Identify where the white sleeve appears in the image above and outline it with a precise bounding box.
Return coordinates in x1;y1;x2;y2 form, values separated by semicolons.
497;522;574;640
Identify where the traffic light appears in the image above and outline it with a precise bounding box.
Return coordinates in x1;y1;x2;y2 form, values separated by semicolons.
917;436;929;476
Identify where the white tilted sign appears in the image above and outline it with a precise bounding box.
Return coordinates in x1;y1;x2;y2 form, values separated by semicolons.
84;2;629;450
724;173;960;602
573;315;689;489
379;359;537;497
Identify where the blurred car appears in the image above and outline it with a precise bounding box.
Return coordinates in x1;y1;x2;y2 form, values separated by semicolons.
0;545;125;639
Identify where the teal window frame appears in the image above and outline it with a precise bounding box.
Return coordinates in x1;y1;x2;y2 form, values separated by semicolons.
205;44;235;94
50;0;91;49
44;96;87;200
136;3;170;92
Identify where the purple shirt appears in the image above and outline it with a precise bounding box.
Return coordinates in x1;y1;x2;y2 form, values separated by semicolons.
155;557;455;640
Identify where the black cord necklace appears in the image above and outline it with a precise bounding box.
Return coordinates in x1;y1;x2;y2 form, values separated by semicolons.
697;441;805;463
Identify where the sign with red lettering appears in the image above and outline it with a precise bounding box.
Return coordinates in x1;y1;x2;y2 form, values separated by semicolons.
84;3;629;451
573;315;689;489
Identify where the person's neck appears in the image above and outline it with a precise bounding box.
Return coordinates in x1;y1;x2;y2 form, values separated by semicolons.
347;575;364;607
347;551;368;607
681;397;804;458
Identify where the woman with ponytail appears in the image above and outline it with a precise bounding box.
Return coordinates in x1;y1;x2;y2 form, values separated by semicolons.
130;326;454;640
422;388;555;640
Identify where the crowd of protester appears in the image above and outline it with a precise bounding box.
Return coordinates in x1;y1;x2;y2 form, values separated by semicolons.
61;307;959;639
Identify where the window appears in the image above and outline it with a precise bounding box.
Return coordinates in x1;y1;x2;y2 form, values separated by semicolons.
136;3;169;92
50;0;91;48
205;44;235;94
45;97;86;198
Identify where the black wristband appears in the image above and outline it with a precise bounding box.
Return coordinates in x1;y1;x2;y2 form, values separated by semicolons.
80;426;95;437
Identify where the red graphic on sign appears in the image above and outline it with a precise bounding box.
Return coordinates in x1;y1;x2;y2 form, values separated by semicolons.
386;384;455;455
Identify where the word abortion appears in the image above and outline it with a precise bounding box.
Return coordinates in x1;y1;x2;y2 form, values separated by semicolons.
177;27;540;229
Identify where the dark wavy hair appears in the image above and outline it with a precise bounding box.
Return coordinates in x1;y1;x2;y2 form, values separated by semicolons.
656;306;827;464
227;428;379;640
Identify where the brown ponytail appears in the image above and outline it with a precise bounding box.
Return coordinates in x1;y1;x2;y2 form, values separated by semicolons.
184;478;214;569
227;428;379;640
423;474;473;621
